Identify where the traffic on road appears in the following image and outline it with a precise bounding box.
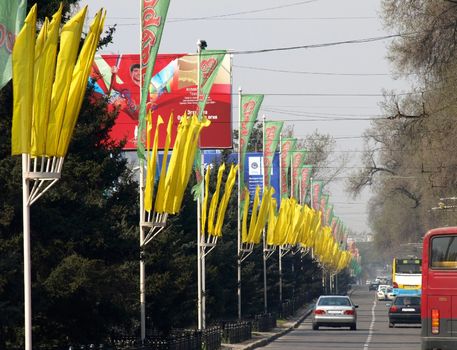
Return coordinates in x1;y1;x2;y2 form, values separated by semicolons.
261;285;421;350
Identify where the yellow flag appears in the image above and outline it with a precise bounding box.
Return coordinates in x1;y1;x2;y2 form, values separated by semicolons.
241;188;250;243
11;5;37;155
273;199;288;245
31;6;62;156
201;166;211;235
154;113;173;212
252;186;273;244
46;6;87;156
214;164;238;236
57;9;105;156
144;114;164;212
173;115;211;212
247;186;260;243
160;115;189;213
208;163;226;235
266;198;277;246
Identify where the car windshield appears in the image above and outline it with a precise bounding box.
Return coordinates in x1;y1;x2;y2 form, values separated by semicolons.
318;297;351;306
394;296;421;306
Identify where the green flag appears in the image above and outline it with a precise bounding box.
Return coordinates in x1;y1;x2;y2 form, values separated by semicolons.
299;164;313;204
191;50;226;201
263;121;283;187
292;150;307;198
280;138;296;198
0;0;26;90
197;49;226;119
191;147;203;201
312;180;323;210
137;0;170;160
239;95;263;186
239;94;264;209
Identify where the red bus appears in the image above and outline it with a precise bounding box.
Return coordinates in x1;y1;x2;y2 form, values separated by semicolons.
422;227;457;350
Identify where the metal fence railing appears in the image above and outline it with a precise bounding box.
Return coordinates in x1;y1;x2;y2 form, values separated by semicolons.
220;320;252;344
251;313;277;332
67;327;222;350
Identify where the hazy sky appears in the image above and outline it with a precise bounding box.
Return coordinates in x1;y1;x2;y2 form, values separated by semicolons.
78;0;411;234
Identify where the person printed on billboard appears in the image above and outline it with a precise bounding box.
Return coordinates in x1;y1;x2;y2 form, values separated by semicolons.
109;63;141;120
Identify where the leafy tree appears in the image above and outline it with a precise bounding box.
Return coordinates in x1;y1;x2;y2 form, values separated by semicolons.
347;0;457;251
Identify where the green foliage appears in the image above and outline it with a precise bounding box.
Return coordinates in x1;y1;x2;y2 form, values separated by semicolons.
0;73;139;347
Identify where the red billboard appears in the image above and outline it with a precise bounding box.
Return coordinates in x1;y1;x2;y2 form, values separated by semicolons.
90;53;232;149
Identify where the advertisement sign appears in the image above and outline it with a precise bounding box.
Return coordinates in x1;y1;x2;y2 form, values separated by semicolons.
201;150;280;207
90;53;232;150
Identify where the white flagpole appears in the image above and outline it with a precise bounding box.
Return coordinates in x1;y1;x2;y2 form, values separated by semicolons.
22;154;32;350
278;135;283;311
237;87;242;320
138;0;147;342
140;162;146;342
196;40;204;330
262;115;268;314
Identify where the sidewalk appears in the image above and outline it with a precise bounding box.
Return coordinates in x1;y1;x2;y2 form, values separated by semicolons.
221;303;315;350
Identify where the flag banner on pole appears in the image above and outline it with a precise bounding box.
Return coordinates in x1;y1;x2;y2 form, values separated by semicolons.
11;4;36;155
192;50;226;200
138;0;170;160
331;216;338;235
191;147;203;201
292;149;307;199
320;193;329;224
0;0;26;90
312;180;323;211
197;49;226;119
300;165;312;204
31;5;62;156
263;121;283;187
325;204;334;228
239;94;263;202
12;5;105;156
280;138;296;198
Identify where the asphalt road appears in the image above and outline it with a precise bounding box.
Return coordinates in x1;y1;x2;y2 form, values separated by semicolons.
262;286;421;350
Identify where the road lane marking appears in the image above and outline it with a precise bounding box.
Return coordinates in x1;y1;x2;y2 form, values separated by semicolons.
363;297;377;350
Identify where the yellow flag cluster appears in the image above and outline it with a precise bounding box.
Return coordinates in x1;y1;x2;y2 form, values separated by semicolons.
242;186;274;244
144;113;211;214
201;163;238;237
312;226;352;272
242;192;352;272
12;5;106;157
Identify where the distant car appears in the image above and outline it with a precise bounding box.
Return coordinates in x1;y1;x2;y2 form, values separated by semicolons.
385;287;396;301
365;280;371;285
387;295;421;328
369;281;379;291
312;295;358;331
377;285;390;300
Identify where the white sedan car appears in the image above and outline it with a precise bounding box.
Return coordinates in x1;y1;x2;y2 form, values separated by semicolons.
312;295;358;330
377;285;390;300
385;287;396;300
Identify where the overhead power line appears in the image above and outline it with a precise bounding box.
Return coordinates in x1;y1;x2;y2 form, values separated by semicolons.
169;0;321;22
233;64;415;76
105;16;377;26
197;33;406;55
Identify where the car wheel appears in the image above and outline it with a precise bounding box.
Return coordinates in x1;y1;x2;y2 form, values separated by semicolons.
389;322;394;328
350;324;356;331
312;323;319;330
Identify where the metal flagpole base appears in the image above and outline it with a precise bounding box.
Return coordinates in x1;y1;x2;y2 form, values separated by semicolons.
22;154;64;350
141;212;168;247
263;245;276;260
